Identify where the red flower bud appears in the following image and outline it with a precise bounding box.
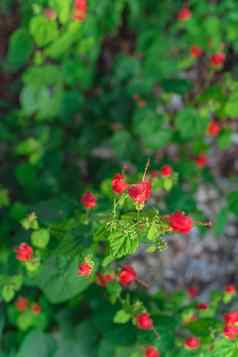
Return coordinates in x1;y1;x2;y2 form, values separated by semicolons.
31;303;41;314
112;173;128;194
15;243;33;261
184;337;200;350
224;311;238;326
187;287;199;299
15;297;28;312
224;325;238;340
208;120;220;136
225;285;236;295
160;165;173;177
196;303;208;310
177;7;192;21
119;265;137;286
78;262;93;277
128;181;152;205
168;211;193;234
74;0;87;21
195;154;208;168
191;46;203;58
96;273;114;288
210;53;225;67
136;313;154;330
145;346;160;357
80;192;96;209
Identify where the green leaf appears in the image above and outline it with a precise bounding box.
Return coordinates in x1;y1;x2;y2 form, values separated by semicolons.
6;28;33;71
176;108;209;138
113;310;131;324
228;191;238;216
147;221;158;241
17;330;55;357
30;15;58;47
31;229;50;249
32;256;93;303
133;110;171;150
108;231;139;259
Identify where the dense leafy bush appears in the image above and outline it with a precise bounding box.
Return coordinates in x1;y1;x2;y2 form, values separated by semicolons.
1;0;238;356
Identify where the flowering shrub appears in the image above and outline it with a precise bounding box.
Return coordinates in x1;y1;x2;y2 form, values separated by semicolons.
0;0;238;355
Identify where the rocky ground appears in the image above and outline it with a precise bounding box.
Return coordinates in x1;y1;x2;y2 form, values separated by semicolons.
130;183;238;298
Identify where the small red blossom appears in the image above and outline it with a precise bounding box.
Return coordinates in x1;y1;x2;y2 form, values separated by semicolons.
80;192;96;209
119;265;137;286
128;180;152;205
31;303;41;314
15;297;28;312
184;337;200;350
112;173;128;194
145;345;160;357
224;325;238;340
197;303;208;310
177;7;191;21
15;243;33;262
168;211;193;234
191;46;203;58
136;313;154;330
187;287;199;299
160;165;173;177
73;0;87;21
224;311;238;326
78;262;93;277
210;53;225;67
225;285;236;295
96;273;114;288
208;120;220;137
195;154;208;168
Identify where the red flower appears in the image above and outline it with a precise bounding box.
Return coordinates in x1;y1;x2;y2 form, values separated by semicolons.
197;303;208;310
210;53;225;67
225;285;236;295
224;325;238;340
184;337;200;350
128;180;152;205
96;273;114;288
136;313;154;330
168;211;193;234
119;265;137;286
191;46;203;58
145;346;160;357
177;7;192;21
31;303;41;314
187;287;199;299
195;154;208;168
74;0;87;21
208;120;220;136
15;243;33;261
160;165;173;177
78;262;93;277
112;173;128;194
15;297;28;312
80;192;96;209
224;311;238;326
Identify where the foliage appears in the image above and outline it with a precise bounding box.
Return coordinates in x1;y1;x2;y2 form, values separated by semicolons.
0;0;238;356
